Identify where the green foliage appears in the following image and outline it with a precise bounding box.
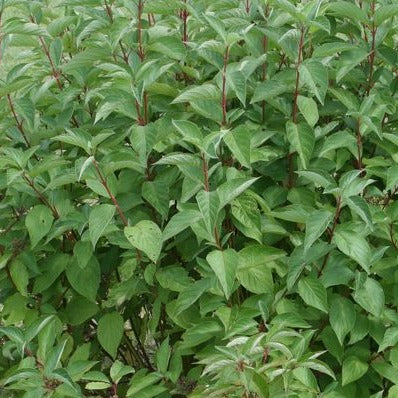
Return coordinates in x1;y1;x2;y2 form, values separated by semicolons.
0;0;398;397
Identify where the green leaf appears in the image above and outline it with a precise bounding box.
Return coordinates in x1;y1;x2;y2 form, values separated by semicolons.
297;95;319;127
298;276;328;313
89;204;115;249
66;257;101;302
237;245;284;294
251;80;289;104
73;241;93;269
97;312;124;359
206;249;238;299
174;278;211;315
25;205;54;248
354;276;384;317
334;227;371;273
172;84;220;103
312;42;354;58
9;260;29;297
329;296;356;345
142;180;170;219
342;356;368;386
163;210;202;240
125;221;162;262
304;210;333;253
329;87;359;111
379;327;398;353
299;61;328;104
327;2;368;23
346;196;373;230
172;119;203;149
374;4;398;26
336;49;368;83
228;70;246;106
372;362;398;385
149;36;186;60
223;125;251;168
196;190;220;239
386;165;398;191
156;337;171;374
286;121;314;169
64;296;99;326
217;177;259;210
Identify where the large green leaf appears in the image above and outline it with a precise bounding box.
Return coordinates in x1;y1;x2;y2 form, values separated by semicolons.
25;205;54;248
125;221;163;263
342;356;368;386
329;296;356;345
206;249;238;299
89;204;115;249
304;209;333;253
298;276;328;313
334;227;371;273
286;121;314;169
97;312;124;359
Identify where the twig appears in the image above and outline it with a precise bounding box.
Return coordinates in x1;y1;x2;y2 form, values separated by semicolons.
366;0;377;95
92;158;128;226
288;26;305;188
6;95;31;149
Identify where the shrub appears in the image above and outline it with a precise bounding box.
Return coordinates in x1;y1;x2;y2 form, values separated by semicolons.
0;0;398;397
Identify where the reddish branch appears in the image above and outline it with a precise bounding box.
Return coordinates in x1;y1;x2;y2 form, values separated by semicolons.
0;7;3;64
181;0;188;46
288;26;305;188
356;117;363;171
318;196;342;276
22;173;60;219
201;153;210;192
137;0;145;62
7;94;31;148
92;158;129;227
104;0;113;23
245;0;250;14
37;35;63;91
30;16;79;127
221;46;230;126
262;34;268;123
201;153;222;249
135;0;148;125
366;0;377;95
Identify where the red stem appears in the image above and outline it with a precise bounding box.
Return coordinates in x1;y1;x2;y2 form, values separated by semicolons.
23;174;60;219
92;158;128;226
261;35;268;123
182;1;188;46
221;46;230;126
137;0;144;62
201;153;210;192
0;9;3;65
245;0;250;14
7;94;31;148
366;0;377;95
356;117;363;171
144;92;148;125
104;0;113;23
36;34;63;90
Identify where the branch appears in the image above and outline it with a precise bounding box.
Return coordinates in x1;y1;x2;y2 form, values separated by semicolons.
92;158;128;226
